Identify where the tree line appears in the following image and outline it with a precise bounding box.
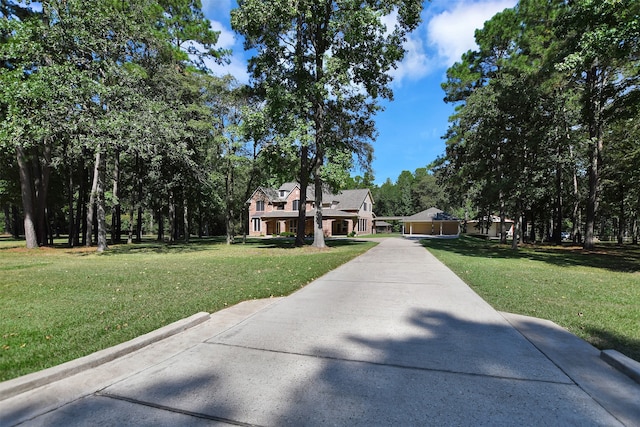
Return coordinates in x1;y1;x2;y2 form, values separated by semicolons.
435;0;640;249
1;0;423;250
0;0;267;250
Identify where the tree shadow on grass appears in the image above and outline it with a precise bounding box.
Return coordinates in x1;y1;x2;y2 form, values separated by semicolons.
584;325;640;363
421;236;640;273
255;237;372;250
92;238;228;256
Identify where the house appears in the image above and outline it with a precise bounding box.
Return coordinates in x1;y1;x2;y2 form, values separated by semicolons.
246;183;375;237
463;215;514;239
402;208;460;237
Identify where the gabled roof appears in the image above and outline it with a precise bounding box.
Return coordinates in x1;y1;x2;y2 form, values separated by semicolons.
251;182;373;211
278;182;315;200
404;208;458;222
246;186;280;204
333;188;372;211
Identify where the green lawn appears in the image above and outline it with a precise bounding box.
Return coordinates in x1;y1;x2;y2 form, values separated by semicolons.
421;236;640;362
0;237;376;381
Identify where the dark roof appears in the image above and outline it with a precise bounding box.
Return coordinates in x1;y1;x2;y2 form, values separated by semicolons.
251;182;372;211
332;188;372;210
404;208;459;222
279;182;315;200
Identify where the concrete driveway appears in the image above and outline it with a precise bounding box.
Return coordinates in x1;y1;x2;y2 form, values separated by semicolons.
2;237;639;426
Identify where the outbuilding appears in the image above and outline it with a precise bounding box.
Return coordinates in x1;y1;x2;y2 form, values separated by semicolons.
402;208;460;237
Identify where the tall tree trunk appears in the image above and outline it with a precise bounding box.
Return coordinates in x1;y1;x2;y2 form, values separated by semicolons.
86;150;100;247
16;146;38;248
168;189;176;243
111;149;121;244
554;145;563;245
511;209;521;250
617;182;625;245
67;169;75;247
584;66;605;250
75;156;87;246
241;140;262;244
570;145;580;244
312;137;326;248
157;207;164;241
183;196;189;243
128;204;134;244
135;154;144;242
313;168;326;249
294;12;310;248
137;205;143;242
529;208;536;242
296;145;310;247
94;149;108;252
35;141;52;246
499;194;506;244
584;131;603;249
225;156;234;245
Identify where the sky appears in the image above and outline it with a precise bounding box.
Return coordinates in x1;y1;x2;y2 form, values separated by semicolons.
200;0;517;185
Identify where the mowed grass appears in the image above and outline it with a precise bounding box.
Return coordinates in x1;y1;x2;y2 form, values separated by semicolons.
421;236;640;362
0;237;376;381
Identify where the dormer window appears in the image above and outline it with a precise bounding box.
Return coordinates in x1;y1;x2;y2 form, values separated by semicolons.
279;190;287;198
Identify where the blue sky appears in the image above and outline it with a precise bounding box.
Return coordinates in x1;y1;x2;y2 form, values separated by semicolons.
201;0;517;185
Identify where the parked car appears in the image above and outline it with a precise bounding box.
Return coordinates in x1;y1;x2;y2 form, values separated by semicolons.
561;231;571;241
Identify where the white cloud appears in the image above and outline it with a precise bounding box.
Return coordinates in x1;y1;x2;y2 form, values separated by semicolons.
382;10;434;87
210;20;237;50
389;31;436;86
201;0;232;17
202;20;250;84
206;56;250;84
426;0;517;67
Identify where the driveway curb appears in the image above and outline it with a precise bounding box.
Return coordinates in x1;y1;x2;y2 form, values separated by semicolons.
0;312;210;401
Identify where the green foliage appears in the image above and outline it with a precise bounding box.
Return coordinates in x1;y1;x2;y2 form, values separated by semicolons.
438;0;640;248
232;0;423;247
371;167;452;217
0;1;267;249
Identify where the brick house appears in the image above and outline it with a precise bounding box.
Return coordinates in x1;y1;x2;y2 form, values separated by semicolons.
246;182;375;237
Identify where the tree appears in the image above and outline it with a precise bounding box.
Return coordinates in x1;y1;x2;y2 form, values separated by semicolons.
438;0;595;248
557;0;640;249
204;75;255;244
232;0;422;248
1;0;230;250
412;167;448;212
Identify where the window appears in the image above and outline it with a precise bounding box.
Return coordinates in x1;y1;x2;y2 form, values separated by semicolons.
252;218;261;232
363;202;368;212
292;199;300;211
359;219;368;232
289;220;297;234
256;200;265;211
279;190;287;198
